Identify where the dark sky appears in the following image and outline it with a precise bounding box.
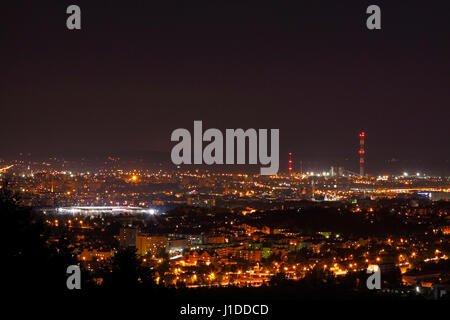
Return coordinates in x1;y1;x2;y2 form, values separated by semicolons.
1;1;449;174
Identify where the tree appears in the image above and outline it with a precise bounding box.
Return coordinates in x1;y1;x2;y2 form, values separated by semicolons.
0;180;76;293
102;248;155;290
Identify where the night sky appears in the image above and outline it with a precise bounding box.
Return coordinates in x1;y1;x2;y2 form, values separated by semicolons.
1;1;449;174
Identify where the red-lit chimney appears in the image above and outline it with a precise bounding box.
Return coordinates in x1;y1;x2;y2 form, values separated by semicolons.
359;132;365;176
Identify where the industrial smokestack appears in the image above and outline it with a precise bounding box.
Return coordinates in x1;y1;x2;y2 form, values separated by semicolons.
288;152;293;175
359;132;365;176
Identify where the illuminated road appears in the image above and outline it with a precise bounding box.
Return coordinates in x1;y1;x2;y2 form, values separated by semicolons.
0;165;14;172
